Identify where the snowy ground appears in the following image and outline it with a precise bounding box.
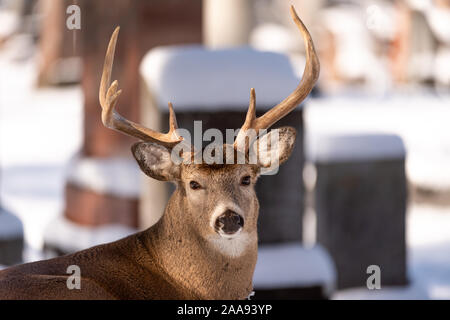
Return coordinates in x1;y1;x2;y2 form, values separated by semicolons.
1;42;450;298
0;46;83;250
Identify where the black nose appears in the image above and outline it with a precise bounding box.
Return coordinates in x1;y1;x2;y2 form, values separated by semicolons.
215;210;244;235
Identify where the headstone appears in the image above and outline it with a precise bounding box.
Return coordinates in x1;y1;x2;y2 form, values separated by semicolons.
0;208;24;266
140;46;305;242
63;157;140;228
307;133;408;289
252;243;336;299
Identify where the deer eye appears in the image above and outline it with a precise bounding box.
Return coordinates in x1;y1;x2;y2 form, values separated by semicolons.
241;176;251;186
189;181;202;190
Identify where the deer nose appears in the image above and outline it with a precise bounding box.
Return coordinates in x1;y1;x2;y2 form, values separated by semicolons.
215;210;244;235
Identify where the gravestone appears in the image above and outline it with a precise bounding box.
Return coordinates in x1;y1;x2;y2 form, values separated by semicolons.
307;133;408;289
0;208;24;266
252;243;336;299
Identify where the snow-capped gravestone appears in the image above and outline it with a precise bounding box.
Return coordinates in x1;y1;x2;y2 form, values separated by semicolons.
139;46;305;242
253;243;336;299
43;158;138;256
0;208;24;266
307;133;408;289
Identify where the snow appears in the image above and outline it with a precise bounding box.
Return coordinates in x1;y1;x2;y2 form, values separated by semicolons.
334;283;429;300
320;5;393;93
434;47;450;86
0;40;83;249
250;23;299;53
305;92;450;192
0;9;19;38
0;209;23;239
306;133;405;163
140;45;301;111
426;5;450;44
0;57;83;167
365;3;397;41
406;0;432;11
67;157;140;198
253;243;337;297
44;216;136;254
321;6;378;80
407;207;450;300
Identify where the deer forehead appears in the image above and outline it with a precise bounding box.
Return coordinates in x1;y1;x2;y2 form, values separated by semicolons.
181;164;257;182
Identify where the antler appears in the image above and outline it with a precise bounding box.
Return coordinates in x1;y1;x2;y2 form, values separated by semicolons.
235;5;320;150
99;27;183;148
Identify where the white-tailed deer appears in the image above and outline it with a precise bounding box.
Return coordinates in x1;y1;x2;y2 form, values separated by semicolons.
0;6;319;300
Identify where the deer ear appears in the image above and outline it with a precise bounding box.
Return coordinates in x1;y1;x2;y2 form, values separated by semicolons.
253;127;297;168
132;142;180;181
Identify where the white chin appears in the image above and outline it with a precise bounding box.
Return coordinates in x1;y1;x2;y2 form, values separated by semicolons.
208;230;255;258
218;228;242;239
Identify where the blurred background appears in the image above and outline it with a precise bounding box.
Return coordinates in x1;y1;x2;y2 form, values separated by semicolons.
0;0;450;300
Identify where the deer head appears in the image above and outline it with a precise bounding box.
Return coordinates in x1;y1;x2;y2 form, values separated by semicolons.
99;6;319;258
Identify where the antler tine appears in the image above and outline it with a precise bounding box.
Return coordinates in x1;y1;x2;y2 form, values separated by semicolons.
235;5;320;150
241;88;256;132
168;102;179;134
99;27;183;148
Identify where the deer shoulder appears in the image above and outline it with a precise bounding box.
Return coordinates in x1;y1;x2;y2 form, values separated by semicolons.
0;233;194;300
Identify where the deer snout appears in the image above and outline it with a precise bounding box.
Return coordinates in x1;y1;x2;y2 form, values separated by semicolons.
214;210;244;236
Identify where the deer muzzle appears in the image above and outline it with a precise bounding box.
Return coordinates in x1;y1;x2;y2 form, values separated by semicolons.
214;210;244;236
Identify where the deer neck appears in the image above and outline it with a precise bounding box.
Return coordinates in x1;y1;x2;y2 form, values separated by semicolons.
144;189;258;300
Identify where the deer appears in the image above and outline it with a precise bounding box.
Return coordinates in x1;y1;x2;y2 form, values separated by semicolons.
0;6;319;300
